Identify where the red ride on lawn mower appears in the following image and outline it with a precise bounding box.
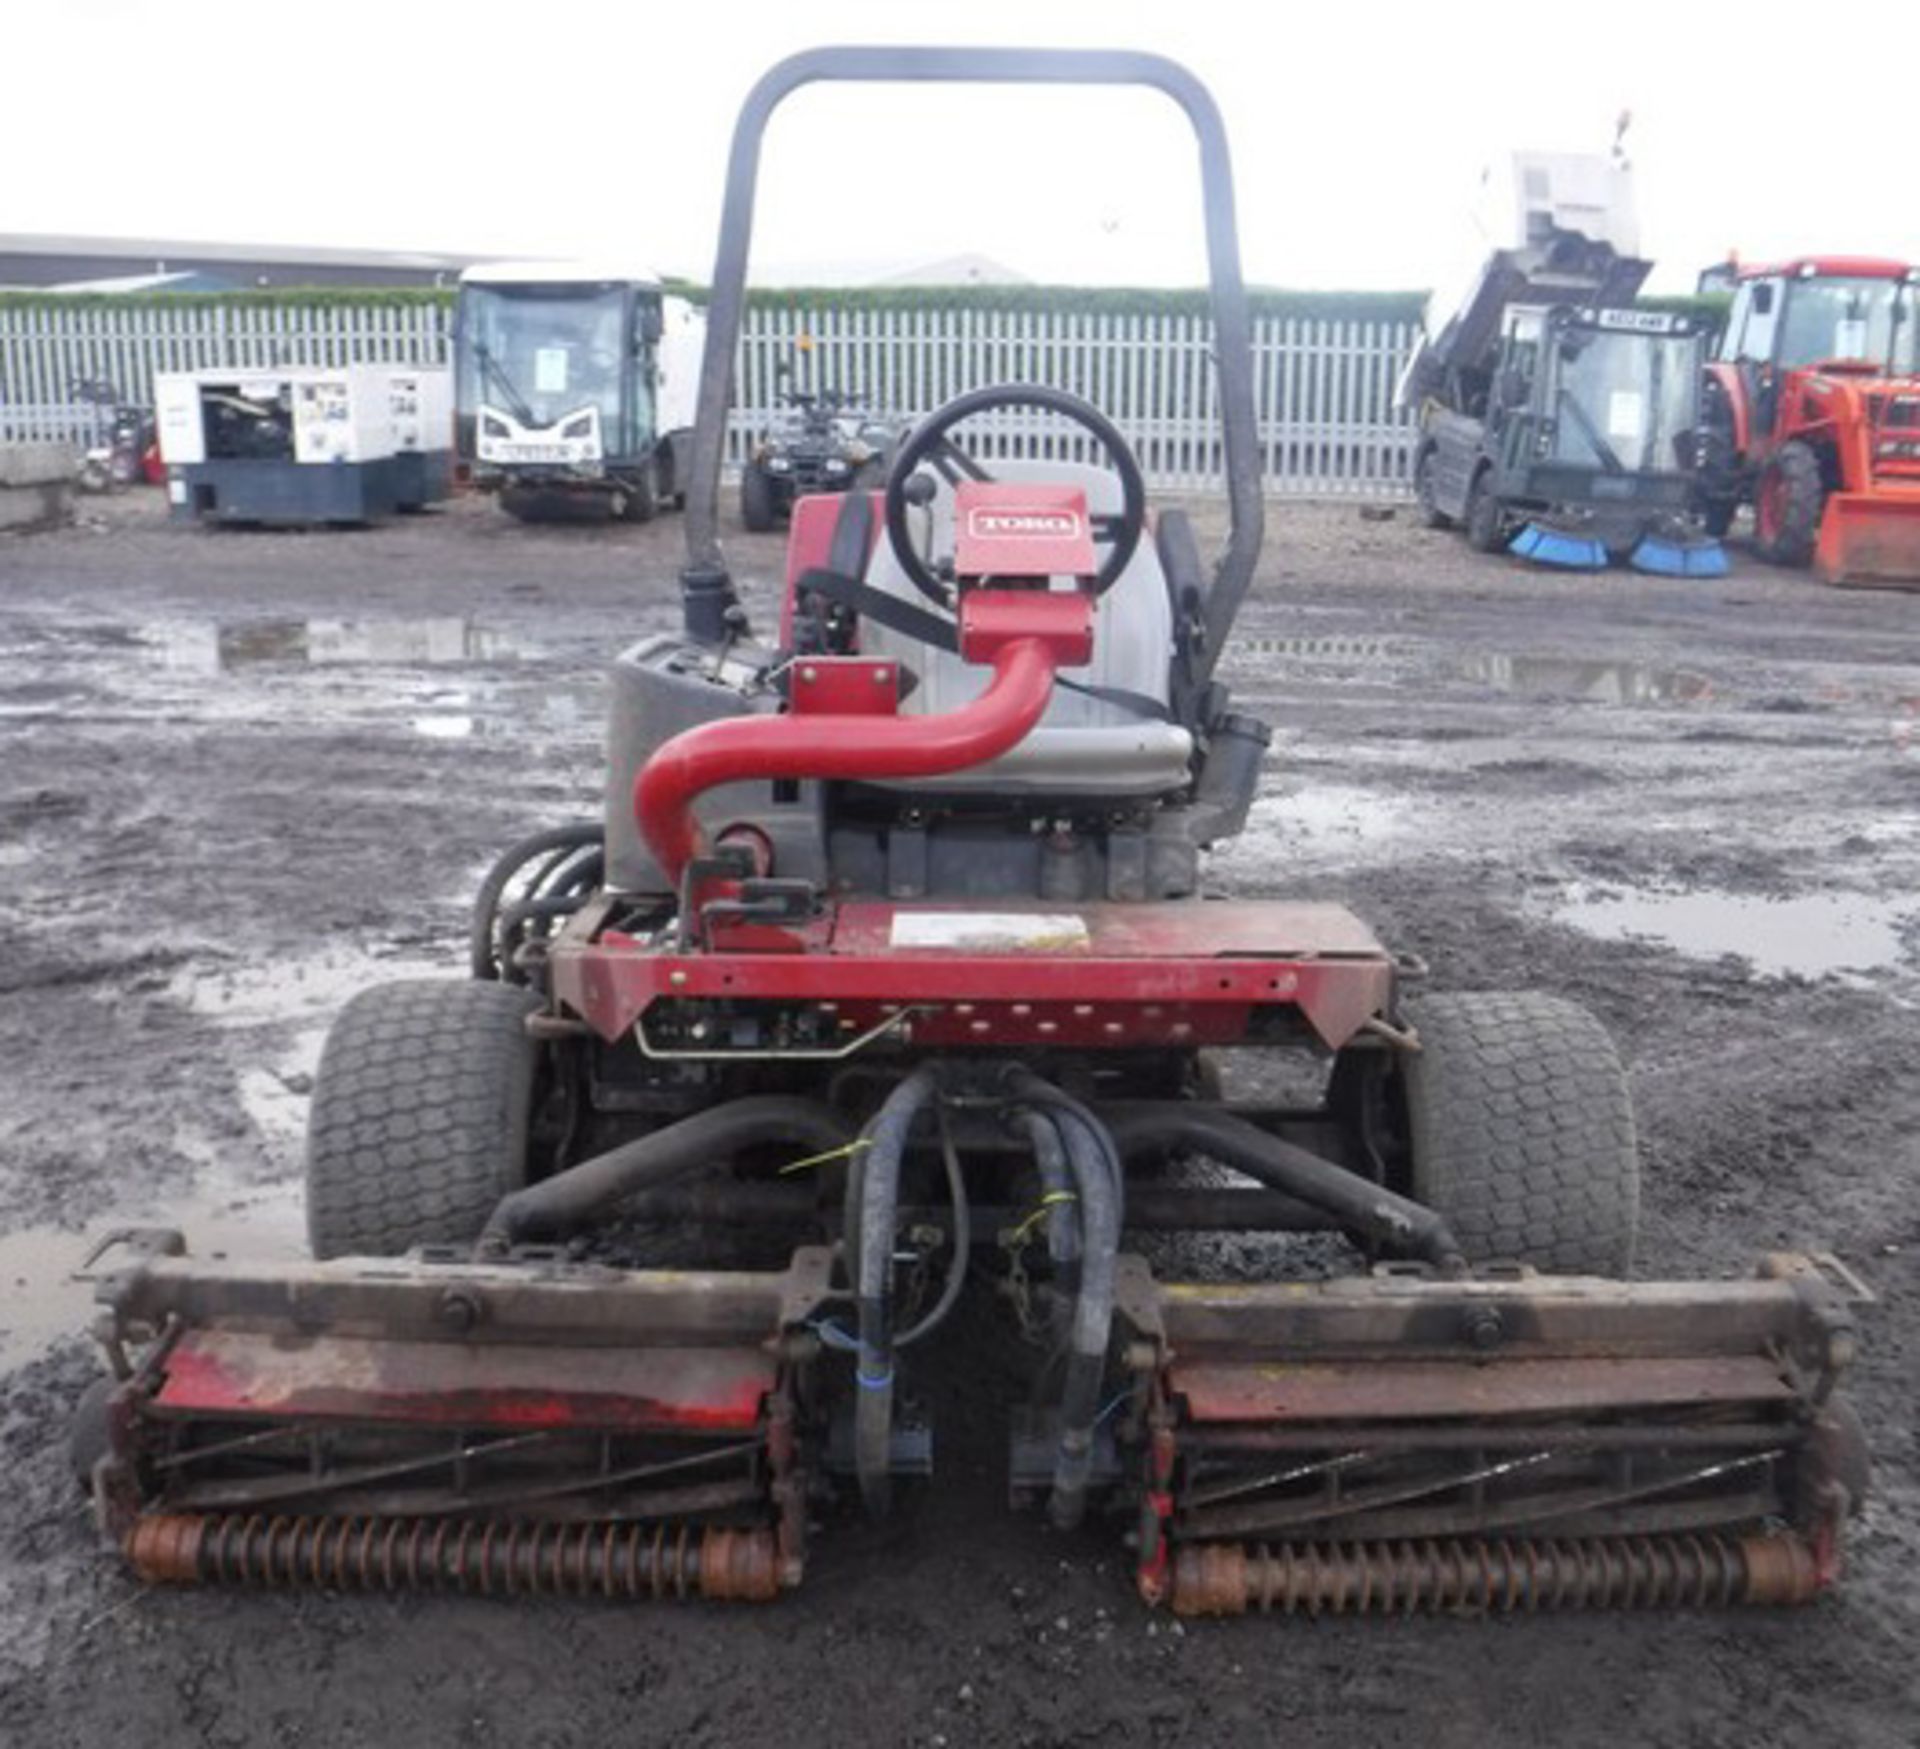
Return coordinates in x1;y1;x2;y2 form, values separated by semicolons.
75;48;1871;1618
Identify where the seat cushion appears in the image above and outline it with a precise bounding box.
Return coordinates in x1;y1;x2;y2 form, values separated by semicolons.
858;459;1192;795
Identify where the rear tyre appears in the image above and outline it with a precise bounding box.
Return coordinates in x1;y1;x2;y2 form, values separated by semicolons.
1752;440;1823;567
1414;446;1451;529
740;462;778;533
1399;992;1639;1276
1463;470;1507;553
620;461;659;524
70;1376;114;1491
306;980;544;1259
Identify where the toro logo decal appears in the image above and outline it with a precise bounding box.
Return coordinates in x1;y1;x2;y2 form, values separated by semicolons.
968;508;1083;540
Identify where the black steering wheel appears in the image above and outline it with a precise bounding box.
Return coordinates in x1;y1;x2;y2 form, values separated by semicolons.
882;384;1147;606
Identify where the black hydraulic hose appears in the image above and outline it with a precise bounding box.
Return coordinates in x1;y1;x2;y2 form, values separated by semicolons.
894;1102;970;1349
469;823;604;981
1005;1071;1121;1533
478;1095;850;1249
1101;1102;1467;1274
855;1067;941;1518
1023;1112;1080;1347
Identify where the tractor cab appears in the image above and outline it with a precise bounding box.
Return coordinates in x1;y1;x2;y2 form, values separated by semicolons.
1702;258;1920;584
1717;259;1920;378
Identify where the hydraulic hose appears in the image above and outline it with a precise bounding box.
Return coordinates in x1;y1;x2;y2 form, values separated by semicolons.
1023;1112;1080;1347
479;1096;850;1249
1101;1102;1466;1273
470;822;604;981
1006;1071;1122;1532
854;1067;941;1518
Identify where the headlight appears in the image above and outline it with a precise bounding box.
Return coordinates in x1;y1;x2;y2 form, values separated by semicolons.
481;414;511;439
824;457;850;474
560;413;594;440
768;457;791;472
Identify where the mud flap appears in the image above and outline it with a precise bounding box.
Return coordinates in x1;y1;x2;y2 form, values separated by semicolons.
1814;491;1920;588
83;1235;836;1600
1112;1253;1870;1616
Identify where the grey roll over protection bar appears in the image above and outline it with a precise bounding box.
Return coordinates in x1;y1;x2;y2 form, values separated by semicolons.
680;45;1264;687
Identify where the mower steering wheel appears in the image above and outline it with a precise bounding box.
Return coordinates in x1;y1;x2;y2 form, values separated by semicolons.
882;384;1147;606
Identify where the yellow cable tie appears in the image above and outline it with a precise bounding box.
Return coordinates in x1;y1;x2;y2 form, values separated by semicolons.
777;1136;874;1177
1008;1190;1077;1245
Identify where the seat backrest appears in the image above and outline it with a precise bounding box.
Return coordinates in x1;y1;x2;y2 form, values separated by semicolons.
855;460;1194;796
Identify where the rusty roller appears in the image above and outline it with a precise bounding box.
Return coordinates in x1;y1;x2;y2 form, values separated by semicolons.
125;1514;783;1603
1169;1531;1829;1617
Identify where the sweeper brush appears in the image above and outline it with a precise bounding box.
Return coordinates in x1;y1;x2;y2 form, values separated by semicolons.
75;46;1874;1618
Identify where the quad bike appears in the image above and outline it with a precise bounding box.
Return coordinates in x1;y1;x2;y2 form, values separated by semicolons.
740;378;904;532
75;48;1870;1618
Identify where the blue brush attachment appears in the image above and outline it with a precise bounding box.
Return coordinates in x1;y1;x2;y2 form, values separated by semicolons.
1509;522;1609;569
1629;533;1729;578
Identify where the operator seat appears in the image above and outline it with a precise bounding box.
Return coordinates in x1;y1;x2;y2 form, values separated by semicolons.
856;459;1195;797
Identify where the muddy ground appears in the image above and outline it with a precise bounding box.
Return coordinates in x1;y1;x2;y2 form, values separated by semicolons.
0;489;1915;1747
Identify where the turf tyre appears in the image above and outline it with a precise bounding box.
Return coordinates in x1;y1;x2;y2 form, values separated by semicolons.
1400;991;1639;1276
306;980;543;1259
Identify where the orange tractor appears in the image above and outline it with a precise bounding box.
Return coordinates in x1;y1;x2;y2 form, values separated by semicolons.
1700;257;1920;587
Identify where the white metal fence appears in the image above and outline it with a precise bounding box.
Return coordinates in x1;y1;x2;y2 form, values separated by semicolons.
0;300;1419;495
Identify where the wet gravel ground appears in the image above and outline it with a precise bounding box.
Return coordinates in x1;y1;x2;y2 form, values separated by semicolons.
1;490;1916;1747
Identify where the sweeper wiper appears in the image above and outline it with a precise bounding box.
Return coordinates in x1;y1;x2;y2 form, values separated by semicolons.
73;46;1869;1618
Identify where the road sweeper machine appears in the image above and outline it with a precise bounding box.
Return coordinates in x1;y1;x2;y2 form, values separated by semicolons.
1401;154;1723;575
74;48;1869;1618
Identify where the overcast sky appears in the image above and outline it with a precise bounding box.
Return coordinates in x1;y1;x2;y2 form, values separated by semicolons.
10;0;1918;295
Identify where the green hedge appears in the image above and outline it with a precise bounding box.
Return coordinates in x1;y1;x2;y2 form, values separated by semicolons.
0;282;1429;323
729;284;1430;321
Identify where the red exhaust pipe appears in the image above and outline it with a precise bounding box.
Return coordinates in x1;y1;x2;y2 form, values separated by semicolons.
635;591;1091;887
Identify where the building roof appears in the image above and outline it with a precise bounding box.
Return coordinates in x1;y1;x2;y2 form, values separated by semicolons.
872;253;1034;288
0;233;490;290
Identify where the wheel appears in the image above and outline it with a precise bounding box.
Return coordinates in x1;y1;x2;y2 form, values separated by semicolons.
1397;992;1639;1276
1463;470;1507;553
1413;446;1451;529
740;461;778;532
70;1376;114;1491
499;486;539;523
305;980;544;1259
1698;494;1739;539
1752;441;1823;567
620;461;659;524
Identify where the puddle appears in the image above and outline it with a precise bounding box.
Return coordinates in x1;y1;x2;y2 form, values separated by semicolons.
0;1157;307;1371
155;616;521;673
1539;882;1914;978
1457;654;1716;706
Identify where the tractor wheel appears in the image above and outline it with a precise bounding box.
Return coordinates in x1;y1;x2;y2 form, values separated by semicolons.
1463;470;1507;553
740;462;778;533
306;980;544;1259
1414;446;1451;529
1397;992;1639;1276
620;462;659;524
1753;441;1824;567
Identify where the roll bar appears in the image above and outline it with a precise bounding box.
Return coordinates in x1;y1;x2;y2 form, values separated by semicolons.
682;45;1263;681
